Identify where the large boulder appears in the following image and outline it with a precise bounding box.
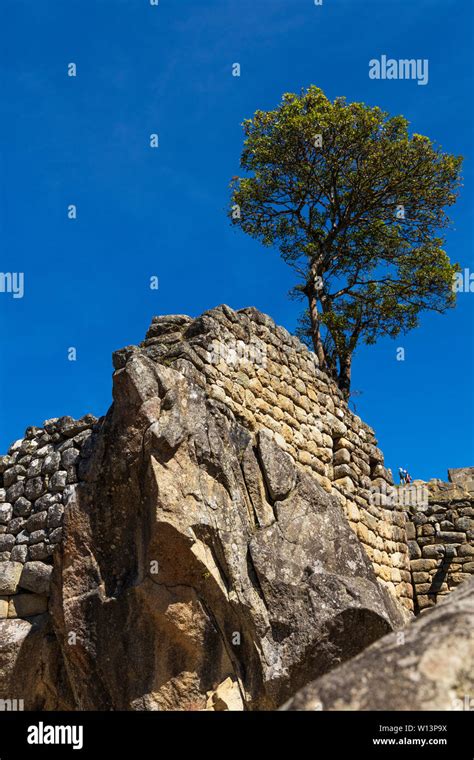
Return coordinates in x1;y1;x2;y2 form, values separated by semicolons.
47;353;406;710
282;577;474;711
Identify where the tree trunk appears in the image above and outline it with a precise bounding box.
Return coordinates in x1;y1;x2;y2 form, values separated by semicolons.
338;354;352;399
307;286;327;369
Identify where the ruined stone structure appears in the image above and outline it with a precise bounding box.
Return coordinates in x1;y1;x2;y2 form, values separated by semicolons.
0;307;473;622
406;472;474;613
0;306;472;711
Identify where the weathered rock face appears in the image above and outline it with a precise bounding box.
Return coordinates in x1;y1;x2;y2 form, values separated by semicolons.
47;351;405;710
282;576;474;711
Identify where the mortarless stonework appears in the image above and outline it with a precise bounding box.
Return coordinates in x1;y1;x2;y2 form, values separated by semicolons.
0;416;98;617
405;472;474;613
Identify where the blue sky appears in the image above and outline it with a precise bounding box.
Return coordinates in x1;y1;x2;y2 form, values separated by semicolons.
0;0;472;481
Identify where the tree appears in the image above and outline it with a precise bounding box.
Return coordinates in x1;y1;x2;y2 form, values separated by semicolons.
229;86;463;398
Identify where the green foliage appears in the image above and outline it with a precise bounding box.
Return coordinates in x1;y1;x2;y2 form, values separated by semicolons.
229;86;463;396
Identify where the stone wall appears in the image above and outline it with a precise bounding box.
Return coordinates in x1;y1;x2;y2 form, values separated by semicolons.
406;472;474;613
0;415;97;618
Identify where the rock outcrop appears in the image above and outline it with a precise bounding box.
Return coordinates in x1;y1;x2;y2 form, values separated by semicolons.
282;577;474;711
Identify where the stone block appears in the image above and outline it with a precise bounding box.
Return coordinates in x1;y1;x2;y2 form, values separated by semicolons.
346;502;360;522
437;531;466;543
455;517;473;531
0;534;15;553
450;573;471;584
19;561;53;595
12;497;32;517
0;596;9;618
10;545;28;563
410;559;438;572
26;511;47;532
24;477;46;501
334;476;355;493
407;540;421;559
8;593;48;618
422;545;446;559
412;572;430;583
333;448;351;466
0;561;23;594
28;543;49;561
333;464;353;479
0;503;13;524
